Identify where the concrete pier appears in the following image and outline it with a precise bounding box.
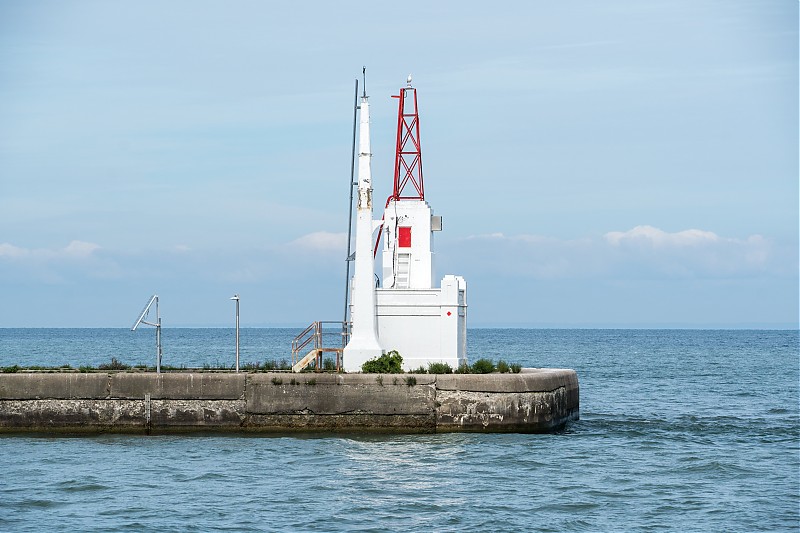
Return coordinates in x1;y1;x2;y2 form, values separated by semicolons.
0;370;578;434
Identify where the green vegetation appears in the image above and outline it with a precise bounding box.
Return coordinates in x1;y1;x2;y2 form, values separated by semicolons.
263;359;292;371
427;361;453;374
404;376;417;386
361;350;403;374
245;360;295;372
471;358;496;374
455;362;472;374
271;376;283;385
98;357;131;371
0;353;445;375
375;375;384;386
455;358;522;374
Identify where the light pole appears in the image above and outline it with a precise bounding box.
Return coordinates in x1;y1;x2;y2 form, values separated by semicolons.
230;294;240;372
131;294;162;373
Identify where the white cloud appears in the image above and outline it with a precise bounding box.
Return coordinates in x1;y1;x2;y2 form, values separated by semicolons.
0;240;102;260
447;226;783;280
63;240;101;257
467;232;556;245
604;225;719;248
288;232;347;254
0;243;28;258
0;240;111;284
602;226;774;276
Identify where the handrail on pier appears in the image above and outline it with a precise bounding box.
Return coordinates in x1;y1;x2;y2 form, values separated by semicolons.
291;321;350;373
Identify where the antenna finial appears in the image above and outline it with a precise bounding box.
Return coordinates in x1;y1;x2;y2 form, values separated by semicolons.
362;66;367;98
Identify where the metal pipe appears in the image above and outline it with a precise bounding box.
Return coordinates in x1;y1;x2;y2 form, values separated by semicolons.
156;297;161;374
343;77;359;329
231;294;240;372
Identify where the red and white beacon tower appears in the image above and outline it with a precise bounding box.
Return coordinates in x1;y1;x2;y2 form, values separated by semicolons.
364;76;467;372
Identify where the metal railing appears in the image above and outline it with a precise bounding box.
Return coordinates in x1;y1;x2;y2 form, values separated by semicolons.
291;321;350;372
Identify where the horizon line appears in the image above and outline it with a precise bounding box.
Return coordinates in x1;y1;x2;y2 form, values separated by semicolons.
1;323;797;331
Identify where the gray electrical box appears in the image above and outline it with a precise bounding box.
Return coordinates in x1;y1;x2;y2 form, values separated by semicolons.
431;215;442;231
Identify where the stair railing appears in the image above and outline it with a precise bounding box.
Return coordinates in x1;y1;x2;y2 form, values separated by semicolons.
291;321;351;372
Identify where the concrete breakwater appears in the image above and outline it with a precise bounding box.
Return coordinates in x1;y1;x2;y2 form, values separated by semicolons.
0;369;578;434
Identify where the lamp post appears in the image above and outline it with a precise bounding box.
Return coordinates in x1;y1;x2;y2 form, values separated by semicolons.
230;294;240;372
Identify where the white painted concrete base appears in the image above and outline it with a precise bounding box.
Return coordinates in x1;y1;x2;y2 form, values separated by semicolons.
375;275;467;371
342;344;384;373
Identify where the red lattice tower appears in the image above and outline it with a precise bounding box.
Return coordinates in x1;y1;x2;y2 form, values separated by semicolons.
390;84;424;201
373;81;426;257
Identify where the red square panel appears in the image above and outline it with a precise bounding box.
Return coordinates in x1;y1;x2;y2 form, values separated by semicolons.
398;226;412;247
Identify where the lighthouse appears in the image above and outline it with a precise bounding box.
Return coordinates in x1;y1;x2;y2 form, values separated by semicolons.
342;89;384;371
338;75;466;373
372;77;467;371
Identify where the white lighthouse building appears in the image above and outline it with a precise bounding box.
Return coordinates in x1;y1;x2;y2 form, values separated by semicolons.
341;91;384;371
343;77;467;372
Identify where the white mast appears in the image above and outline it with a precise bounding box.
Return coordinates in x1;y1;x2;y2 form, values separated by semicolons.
343;91;383;371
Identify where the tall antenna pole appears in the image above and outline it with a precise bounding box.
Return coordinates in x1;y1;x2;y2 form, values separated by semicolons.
343;76;359;331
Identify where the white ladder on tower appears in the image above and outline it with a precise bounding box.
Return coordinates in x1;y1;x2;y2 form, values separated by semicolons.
395;253;411;288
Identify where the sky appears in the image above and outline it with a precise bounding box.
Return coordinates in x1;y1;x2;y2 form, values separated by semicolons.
0;0;797;328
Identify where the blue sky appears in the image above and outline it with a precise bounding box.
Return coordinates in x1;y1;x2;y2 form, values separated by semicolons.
0;1;797;328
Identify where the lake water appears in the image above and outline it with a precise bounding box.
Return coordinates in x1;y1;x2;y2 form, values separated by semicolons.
0;328;798;532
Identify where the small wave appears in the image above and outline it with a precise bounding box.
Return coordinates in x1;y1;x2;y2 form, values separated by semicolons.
57;480;110;493
97;506;150;517
185;472;227;482
16;499;66;509
673;459;756;475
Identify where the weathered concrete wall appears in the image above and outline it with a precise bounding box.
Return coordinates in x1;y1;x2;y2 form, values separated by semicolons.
0;373;111;400
246;373;437;432
110;373;245;400
435;370;580;432
0;370;578;434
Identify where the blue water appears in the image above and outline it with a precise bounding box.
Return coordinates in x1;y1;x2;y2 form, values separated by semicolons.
0;329;798;532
